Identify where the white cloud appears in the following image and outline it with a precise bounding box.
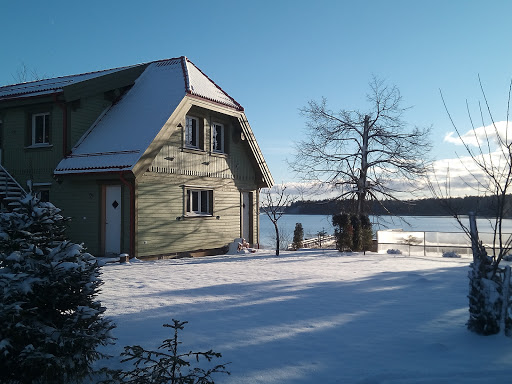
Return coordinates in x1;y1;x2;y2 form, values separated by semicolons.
426;147;512;197
443;120;512;148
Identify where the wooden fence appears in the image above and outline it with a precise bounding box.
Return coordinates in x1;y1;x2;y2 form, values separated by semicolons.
288;235;336;250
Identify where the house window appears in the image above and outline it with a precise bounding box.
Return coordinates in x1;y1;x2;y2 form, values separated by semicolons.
35;189;50;202
32;113;50;145
186;189;213;216
185;116;199;149
212;123;224;153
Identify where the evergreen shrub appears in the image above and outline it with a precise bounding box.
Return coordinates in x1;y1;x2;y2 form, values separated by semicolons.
291;223;304;250
0;195;115;383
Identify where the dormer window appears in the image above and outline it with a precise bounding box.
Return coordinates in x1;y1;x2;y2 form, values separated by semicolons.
32;113;50;145
185;116;199;149
212;123;224;153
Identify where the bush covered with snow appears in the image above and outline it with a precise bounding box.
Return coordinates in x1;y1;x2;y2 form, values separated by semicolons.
0;195;115;383
442;251;462;258
387;249;402;255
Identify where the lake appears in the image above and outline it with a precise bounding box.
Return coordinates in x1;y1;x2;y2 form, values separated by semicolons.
258;213;512;249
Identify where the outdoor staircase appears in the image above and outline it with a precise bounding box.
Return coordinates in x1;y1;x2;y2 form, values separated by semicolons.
0;164;27;211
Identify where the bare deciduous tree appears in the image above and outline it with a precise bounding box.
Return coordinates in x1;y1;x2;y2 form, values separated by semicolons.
430;77;512;335
12;62;46;83
433;77;512;271
290;76;431;215
260;185;294;256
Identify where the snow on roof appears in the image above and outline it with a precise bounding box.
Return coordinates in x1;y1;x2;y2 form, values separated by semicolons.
53;56;246;175
185;58;243;111
0;57;243;111
0;66;138;101
55;59;187;174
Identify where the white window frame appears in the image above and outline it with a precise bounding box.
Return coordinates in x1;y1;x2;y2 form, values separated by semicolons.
185;116;199;149
185;188;213;216
212;122;224;153
32;112;51;146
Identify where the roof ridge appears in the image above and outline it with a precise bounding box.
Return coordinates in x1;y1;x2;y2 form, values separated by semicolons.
180;56;191;93
0;63;143;89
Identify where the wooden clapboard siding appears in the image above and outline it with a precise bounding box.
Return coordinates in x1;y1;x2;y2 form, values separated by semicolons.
49;176;132;257
49;177;103;255
68;94;112;145
136;104;262;257
62;65;146;101
148;107;258;183
136;172;254;257
1;93;113;187
2;103;63;187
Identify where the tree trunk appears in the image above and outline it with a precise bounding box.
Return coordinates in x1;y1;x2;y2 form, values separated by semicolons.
274;222;280;256
357;115;370;215
467;212;501;335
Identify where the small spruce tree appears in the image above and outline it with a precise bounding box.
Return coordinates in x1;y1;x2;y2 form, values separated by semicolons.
108;319;230;384
291;223;304;250
350;214;362;251
360;215;373;254
0;195;115;383
332;213;353;252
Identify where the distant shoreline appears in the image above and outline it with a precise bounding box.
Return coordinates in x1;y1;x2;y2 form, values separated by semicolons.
264;196;510;218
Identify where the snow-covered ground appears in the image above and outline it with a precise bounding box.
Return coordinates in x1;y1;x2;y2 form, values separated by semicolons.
98;250;512;383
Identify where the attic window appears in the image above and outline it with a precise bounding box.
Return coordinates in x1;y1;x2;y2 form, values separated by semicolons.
185;116;200;149
32;113;50;146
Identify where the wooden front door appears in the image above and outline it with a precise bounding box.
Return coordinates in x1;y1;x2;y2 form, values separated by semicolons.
241;191;252;244
105;185;122;255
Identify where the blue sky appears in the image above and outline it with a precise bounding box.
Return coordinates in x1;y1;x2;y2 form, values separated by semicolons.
2;0;512;195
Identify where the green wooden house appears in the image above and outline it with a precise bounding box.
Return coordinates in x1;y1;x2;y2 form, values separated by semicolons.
0;56;273;259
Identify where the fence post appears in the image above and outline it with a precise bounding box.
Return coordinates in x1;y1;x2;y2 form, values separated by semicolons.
469;212;479;262
501;265;511;336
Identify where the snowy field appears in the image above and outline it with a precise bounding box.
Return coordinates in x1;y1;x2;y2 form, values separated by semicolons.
98;250;512;383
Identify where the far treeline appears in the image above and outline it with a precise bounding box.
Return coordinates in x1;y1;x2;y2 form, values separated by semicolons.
282;195;512;218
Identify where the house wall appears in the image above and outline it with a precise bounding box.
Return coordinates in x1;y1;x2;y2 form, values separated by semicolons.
0;93;128;257
136;172;259;258
1;100;63;187
67;95;112;146
0;93;112;190
50;175;131;257
149;106;258;182
136;105;261;257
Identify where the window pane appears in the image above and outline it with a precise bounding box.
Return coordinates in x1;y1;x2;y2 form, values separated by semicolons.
44;114;49;143
38;190;50;202
186;190;191;212
213;124;223;152
33;114;49;144
213;125;218;150
192;190;199;211
35;115;44;143
191;119;197;146
186;117;198;147
200;190;208;213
